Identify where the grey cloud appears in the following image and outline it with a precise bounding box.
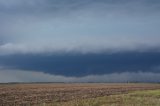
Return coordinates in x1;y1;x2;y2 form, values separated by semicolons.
0;70;160;83
0;0;160;54
1;0;160;21
0;36;160;55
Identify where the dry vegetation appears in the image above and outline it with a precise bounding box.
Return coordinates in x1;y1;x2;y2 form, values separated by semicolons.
49;89;160;106
0;83;160;106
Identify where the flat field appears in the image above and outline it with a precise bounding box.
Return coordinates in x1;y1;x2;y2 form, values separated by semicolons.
0;83;160;106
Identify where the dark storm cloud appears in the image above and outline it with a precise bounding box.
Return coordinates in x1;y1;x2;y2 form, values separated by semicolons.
0;51;160;77
1;50;160;83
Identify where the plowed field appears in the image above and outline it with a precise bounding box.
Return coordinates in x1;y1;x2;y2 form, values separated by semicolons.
0;83;160;106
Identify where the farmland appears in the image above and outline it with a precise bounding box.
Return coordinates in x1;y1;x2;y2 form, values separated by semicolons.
0;83;160;106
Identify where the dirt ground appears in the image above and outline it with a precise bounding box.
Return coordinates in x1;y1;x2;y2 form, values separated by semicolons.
0;83;160;106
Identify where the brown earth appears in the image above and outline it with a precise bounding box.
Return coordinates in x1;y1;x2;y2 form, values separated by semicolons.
0;83;160;106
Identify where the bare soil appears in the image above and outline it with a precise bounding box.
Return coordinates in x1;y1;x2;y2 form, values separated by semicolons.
0;83;160;106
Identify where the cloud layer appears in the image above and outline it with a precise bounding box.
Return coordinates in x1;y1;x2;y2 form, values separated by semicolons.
0;0;160;54
1;37;160;55
0;52;160;77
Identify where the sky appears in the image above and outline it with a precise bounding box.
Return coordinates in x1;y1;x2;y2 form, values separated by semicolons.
0;0;160;83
